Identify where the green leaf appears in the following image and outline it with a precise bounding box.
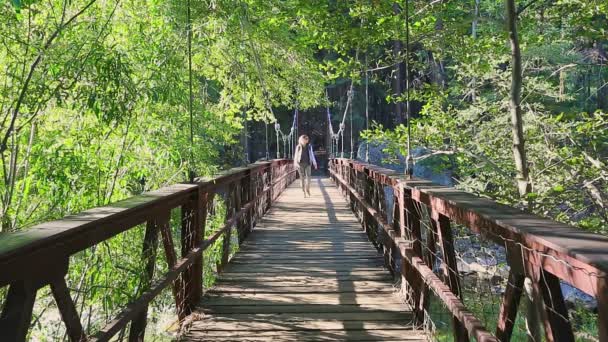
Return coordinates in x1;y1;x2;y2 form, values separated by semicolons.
526;192;539;200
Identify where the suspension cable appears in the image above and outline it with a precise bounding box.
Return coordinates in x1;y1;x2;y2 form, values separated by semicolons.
404;0;413;178
340;122;345;158
242;90;249;164
325;90;335;158
265;119;269;160
327;83;354;159
350;50;360;160
349;86;354;159
275;121;280;159
365;53;370;163
283;136;287;158
272;106;298;160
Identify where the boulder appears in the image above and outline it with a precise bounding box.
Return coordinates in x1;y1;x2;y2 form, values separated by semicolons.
357;142;454;186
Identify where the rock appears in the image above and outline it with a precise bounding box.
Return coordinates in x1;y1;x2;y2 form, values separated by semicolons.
357;142;454;186
561;282;597;311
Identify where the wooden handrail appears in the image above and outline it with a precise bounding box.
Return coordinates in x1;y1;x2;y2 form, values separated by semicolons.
0;159;296;342
329;158;608;342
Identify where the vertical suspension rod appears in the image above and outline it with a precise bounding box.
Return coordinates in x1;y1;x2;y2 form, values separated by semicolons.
365;53;370;163
187;0;195;182
404;0;413;178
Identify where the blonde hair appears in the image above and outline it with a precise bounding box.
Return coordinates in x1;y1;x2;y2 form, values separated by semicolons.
298;135;309;145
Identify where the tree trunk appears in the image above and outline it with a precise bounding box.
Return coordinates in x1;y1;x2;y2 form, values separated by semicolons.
506;0;531;199
429;19;447;89
393;3;404;124
471;0;480;102
506;1;539;341
595;41;608;111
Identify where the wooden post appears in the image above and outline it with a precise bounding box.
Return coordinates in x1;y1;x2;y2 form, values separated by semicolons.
157;210;180;310
418;216;438;318
434;212;468;342
392;184;403;237
234;180;241;240
496;270;525;341
51;277;85;342
0;281;38;342
178;187;203;319
403;189;424;325
598;273;608;342
266;164;273;212
1;259;77;342
238;173;250;242
362;169;373;234
128;216;161;342
538;270;574;342
219;184;236;272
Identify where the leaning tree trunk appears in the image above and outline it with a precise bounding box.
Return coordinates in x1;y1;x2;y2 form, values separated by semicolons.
596;41;608;111
471;0;480;102
505;1;541;341
393;3;404;124
506;0;530;200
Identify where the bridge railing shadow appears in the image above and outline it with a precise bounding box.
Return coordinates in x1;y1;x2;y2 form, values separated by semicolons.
329;157;608;342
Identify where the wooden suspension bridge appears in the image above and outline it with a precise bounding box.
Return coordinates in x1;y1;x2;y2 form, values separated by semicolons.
0;158;607;341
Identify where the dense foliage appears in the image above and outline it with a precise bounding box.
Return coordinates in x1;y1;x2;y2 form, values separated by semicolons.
0;0;324;233
321;0;608;234
0;0;606;339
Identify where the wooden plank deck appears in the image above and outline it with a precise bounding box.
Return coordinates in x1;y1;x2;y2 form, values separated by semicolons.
181;177;425;341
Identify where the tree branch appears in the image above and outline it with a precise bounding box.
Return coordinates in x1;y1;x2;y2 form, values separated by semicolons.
0;0;98;154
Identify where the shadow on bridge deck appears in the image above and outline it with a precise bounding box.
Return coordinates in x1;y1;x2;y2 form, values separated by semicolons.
181;177;425;341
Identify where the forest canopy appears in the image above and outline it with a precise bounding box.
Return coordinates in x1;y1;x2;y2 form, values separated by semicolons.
1;0;607;340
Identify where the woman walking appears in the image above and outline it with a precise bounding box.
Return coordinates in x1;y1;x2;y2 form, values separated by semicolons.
294;135;317;197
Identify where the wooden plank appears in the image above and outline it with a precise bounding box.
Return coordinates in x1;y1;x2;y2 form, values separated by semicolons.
232;251;381;257
189;320;414;331
218;274;394;282
184;329;426;341
202;292;403;306
228;258;384;265
210;285;396;294
198;312;412;321
220;266;388;274
199;303;408;314
214;279;398;287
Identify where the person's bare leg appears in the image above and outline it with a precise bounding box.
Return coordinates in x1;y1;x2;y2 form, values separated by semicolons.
305;165;311;196
299;166;307;197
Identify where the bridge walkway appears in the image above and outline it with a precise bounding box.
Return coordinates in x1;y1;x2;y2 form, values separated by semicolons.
182;177;425;341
